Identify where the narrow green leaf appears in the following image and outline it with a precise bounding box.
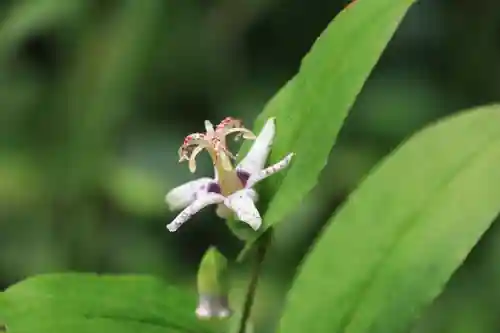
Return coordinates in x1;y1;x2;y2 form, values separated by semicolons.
233;0;416;255
278;105;500;333
0;273;220;333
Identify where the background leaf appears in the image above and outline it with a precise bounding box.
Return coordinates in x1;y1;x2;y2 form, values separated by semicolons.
277;105;500;333
232;0;417;255
0;0;90;53
0;273;222;333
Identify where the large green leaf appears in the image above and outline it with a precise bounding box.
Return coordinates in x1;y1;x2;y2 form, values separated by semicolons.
232;0;417;254
277;105;500;333
0;273;222;333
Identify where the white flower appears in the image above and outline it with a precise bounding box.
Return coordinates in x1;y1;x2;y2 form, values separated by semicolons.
166;117;294;232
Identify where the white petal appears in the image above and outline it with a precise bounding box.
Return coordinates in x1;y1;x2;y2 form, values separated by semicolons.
215;189;258;219
205;120;215;134
167;193;225;232
224;189;262;230
247;153;294;188
245;188;259;202
236;117;275;176
165;177;213;211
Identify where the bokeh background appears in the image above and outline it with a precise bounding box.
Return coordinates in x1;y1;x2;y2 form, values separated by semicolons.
2;0;500;332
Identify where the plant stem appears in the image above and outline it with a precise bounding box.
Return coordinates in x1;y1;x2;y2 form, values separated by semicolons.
237;231;271;333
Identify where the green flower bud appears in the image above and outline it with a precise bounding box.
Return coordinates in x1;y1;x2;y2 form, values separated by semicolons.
196;246;231;319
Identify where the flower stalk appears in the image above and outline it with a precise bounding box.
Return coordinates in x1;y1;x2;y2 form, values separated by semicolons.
165;116;294;320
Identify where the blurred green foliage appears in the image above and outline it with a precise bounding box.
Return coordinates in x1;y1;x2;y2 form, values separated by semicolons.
2;0;500;332
1;273;222;333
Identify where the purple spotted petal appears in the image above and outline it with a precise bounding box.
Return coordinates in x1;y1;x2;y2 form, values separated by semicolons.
236;170;251;187
207;182;222;194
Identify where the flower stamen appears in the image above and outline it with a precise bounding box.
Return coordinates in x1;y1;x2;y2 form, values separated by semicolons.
177;117;256;173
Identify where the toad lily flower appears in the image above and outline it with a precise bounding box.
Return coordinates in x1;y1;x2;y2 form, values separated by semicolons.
166;117;294;232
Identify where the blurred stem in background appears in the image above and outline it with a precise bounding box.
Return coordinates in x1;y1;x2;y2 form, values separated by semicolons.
2;1;500;333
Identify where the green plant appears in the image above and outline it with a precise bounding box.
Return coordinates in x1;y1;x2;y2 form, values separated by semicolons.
3;0;500;333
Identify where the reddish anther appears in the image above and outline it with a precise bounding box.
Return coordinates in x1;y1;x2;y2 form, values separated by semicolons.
215;117;243;133
177;117;255;172
183;133;204;146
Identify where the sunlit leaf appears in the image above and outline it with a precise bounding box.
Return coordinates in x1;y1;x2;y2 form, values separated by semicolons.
278;105;500;333
232;0;417;258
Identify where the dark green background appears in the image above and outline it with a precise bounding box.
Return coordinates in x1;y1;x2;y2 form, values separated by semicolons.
1;0;500;332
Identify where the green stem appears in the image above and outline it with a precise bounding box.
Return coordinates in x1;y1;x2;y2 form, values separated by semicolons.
237;231;272;333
